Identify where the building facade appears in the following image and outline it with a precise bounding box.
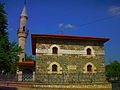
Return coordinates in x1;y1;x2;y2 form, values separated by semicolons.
32;34;109;83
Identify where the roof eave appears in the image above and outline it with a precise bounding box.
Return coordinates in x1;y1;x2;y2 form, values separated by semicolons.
31;34;110;55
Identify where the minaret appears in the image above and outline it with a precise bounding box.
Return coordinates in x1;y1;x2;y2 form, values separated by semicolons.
17;0;28;62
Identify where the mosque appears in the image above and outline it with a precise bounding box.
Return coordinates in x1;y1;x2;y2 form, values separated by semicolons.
16;2;111;88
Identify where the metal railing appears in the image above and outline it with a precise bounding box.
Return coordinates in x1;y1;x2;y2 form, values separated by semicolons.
0;72;120;83
0;74;18;82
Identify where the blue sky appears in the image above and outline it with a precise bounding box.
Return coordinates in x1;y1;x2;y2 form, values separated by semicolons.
1;0;120;64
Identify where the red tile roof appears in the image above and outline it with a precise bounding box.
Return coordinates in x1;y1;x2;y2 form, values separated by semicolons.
17;61;34;64
31;34;109;40
31;34;109;55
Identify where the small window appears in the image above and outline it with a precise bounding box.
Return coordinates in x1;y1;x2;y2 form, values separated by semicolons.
52;64;57;72
22;58;24;61
87;65;92;72
52;47;58;54
87;48;91;55
23;26;25;31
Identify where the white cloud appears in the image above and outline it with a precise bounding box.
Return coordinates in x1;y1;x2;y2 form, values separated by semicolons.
109;6;120;15
58;24;63;27
65;24;74;29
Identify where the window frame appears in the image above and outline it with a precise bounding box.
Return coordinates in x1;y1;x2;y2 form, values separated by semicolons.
85;46;94;55
47;62;62;74
87;64;92;72
87;48;92;55
50;45;60;55
83;62;96;73
52;64;58;72
52;47;58;54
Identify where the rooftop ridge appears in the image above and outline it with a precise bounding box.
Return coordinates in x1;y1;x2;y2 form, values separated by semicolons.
31;34;109;40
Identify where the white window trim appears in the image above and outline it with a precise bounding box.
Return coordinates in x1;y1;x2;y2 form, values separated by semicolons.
84;46;95;56
47;62;62;74
50;45;61;55
83;62;96;73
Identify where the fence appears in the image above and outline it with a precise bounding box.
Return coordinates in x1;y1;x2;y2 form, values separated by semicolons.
0;74;18;82
1;73;120;90
0;72;120;83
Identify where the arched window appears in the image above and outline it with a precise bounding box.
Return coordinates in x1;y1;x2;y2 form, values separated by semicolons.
52;47;58;54
48;62;62;74
23;26;25;31
83;62;96;73
52;64;57;72
87;48;91;55
87;65;92;72
22;58;24;61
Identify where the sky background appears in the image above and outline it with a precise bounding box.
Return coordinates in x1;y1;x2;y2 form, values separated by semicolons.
0;0;120;64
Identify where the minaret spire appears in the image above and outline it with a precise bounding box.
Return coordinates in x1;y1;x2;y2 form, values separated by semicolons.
21;0;27;17
17;0;28;62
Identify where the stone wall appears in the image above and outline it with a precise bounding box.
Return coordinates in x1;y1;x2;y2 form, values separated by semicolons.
36;55;105;73
35;38;107;83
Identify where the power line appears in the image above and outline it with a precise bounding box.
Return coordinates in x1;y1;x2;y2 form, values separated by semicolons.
53;15;119;35
75;15;119;28
55;15;120;35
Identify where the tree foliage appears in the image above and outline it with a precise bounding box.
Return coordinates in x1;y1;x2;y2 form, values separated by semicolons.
0;3;7;36
25;55;33;61
0;3;21;74
106;61;120;82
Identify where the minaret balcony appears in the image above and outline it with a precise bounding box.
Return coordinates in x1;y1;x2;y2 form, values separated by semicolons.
17;31;28;38
17;28;29;33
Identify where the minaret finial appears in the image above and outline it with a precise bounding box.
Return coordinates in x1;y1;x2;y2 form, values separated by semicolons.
24;0;26;6
21;0;27;17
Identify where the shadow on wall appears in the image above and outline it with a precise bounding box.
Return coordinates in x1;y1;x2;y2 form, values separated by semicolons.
0;86;17;90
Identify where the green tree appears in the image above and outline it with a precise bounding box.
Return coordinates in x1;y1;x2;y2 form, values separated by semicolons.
0;3;7;36
106;61;120;82
0;3;21;74
25;54;33;61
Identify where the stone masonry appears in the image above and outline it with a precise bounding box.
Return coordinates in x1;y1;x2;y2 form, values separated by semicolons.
32;36;109;83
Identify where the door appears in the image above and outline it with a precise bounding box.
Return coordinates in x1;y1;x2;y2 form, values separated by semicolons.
22;69;33;81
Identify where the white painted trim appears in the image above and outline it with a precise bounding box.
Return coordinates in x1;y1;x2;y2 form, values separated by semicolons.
50;45;60;54
33;72;35;81
60;50;85;54
84;46;94;55
17;71;22;81
47;62;62;74
36;48;104;55
83;62;96;73
36;49;50;53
